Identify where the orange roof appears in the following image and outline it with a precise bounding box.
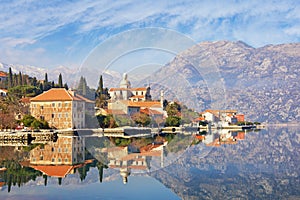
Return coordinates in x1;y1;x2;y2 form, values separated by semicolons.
109;88;129;92
194;117;205;121
0;71;7;77
29;164;84;178
131;87;147;91
140;143;162;152
0;182;5;187
30;88;94;102
0;88;8;92
31;88;73;101
128;101;161;108
140;108;163;115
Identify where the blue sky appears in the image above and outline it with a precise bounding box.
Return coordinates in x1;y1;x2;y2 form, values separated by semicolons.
0;0;299;70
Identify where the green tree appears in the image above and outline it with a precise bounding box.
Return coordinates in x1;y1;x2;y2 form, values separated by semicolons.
131;112;151;127
21;115;35;127
18;71;22;86
43;73;50;91
95;75;110;108
58;73;63;88
165;116;181;127
8;67;13;88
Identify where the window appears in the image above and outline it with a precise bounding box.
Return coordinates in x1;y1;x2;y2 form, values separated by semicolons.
52;103;55;107
40;116;44;121
65;158;68;162
58;103;61;107
64;102;69;107
51;147;54;152
65;113;68;118
52;113;54;118
58;158;61;162
40;105;44;110
40;155;43;160
51;158;55;162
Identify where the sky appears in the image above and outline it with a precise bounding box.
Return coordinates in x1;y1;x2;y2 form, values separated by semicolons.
0;0;299;70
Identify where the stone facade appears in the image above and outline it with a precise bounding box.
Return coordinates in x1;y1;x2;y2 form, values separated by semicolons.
30;88;94;129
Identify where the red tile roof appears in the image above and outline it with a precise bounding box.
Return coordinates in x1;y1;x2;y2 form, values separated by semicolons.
140;108;163;115
0;182;5;187
30;88;94;103
131;87;147;91
0;71;7;77
127;101;161;108
0;89;8;93
109;88;129;92
29;164;85;177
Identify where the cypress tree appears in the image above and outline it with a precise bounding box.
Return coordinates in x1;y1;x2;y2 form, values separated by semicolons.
8;67;13;88
43;73;49;91
18;71;22;86
64;83;69;90
58;73;63;88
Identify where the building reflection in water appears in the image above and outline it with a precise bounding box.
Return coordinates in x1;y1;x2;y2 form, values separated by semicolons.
101;142;167;184
22;135;91;185
194;129;247;147
0;128;252;191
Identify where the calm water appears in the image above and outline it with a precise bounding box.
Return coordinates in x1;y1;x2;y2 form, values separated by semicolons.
0;126;299;200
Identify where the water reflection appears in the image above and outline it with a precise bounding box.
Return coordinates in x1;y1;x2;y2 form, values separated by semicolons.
0;127;299;199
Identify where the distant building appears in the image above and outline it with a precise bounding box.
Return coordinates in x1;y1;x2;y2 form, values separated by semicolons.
0;71;7;82
235;114;245;122
108;73;151;102
107;73;165;119
0;89;7;97
30;88;95;129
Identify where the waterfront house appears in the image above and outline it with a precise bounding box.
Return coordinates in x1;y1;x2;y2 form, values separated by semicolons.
30;88;94;129
0;71;7;82
107;73;165;120
0;89;7;97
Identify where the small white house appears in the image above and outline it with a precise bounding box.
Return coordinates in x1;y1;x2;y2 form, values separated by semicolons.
0;89;7;97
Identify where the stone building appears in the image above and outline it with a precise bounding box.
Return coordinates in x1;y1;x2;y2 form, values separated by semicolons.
108;73;151;102
30;88;94;129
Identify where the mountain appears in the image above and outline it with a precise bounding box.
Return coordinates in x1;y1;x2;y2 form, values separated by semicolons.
2;41;299;123
150;127;300;199
0;62;122;89
145;41;300;123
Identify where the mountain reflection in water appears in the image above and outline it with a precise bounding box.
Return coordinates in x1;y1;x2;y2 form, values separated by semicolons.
0;127;299;199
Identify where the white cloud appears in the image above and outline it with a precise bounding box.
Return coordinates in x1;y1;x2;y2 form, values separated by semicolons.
0;0;299;67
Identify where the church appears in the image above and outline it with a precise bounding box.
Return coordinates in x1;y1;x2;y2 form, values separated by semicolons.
108;73;151;102
107;73;165;117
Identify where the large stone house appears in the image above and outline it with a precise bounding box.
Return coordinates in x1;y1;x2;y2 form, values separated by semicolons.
30;88;94;129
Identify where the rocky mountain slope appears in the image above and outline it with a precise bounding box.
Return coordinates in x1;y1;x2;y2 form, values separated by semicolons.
147;41;300;123
1;41;299;123
150;127;300;199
